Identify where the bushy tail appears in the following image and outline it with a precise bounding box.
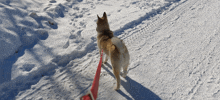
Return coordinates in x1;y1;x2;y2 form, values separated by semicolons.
111;37;125;53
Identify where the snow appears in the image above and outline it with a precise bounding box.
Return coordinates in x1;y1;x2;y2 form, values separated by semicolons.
0;0;220;100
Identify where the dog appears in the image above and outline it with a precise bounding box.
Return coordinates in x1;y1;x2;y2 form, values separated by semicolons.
96;12;130;90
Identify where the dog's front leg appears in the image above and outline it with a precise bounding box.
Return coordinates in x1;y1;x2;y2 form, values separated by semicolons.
99;50;105;63
103;55;108;64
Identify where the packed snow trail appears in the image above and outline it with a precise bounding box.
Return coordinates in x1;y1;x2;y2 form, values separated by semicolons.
1;0;220;100
91;0;220;99
120;0;220;99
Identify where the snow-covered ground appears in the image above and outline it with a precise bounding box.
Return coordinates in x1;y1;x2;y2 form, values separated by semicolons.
0;0;220;99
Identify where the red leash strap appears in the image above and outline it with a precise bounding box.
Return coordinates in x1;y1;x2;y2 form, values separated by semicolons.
81;50;103;100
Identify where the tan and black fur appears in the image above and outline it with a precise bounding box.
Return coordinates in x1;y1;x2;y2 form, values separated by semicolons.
96;12;130;90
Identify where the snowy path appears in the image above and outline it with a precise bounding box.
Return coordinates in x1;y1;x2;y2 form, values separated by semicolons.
124;0;220;99
92;0;220;99
0;0;220;100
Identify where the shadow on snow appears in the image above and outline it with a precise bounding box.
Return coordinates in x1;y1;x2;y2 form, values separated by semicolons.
102;63;161;100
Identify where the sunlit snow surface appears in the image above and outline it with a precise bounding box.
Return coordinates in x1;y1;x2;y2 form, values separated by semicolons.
0;0;220;100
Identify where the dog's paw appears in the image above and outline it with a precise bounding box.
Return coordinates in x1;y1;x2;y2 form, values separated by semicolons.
121;72;127;78
114;86;120;91
122;74;127;78
103;61;107;64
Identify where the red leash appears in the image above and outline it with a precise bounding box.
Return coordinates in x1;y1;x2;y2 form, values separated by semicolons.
81;50;103;100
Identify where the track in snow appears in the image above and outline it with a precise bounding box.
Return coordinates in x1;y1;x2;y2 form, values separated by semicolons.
120;0;199;46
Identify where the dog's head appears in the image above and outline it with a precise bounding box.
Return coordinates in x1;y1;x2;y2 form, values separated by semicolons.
96;12;110;32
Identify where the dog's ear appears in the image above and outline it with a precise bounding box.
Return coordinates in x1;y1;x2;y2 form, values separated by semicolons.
103;12;107;19
97;15;101;20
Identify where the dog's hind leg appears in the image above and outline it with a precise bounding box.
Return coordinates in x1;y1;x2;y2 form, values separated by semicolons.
122;65;128;78
112;67;121;90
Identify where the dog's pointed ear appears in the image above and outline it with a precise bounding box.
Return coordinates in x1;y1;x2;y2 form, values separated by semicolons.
97;15;101;19
103;12;107;19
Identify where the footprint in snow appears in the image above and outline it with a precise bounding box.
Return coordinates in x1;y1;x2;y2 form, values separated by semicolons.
63;40;69;49
29;12;58;29
37;30;49;40
49;0;56;3
20;64;35;72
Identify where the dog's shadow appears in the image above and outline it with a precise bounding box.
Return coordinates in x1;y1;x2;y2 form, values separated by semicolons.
102;63;161;100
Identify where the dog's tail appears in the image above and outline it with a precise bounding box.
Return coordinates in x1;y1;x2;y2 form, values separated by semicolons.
111;37;126;53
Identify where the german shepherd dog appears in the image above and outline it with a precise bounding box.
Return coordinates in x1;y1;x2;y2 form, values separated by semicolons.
96;12;130;90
